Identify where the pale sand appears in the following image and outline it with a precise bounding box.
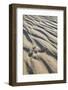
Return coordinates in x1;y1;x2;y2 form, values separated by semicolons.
23;15;57;74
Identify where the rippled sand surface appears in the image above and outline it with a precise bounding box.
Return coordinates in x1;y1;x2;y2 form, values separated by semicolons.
23;15;57;75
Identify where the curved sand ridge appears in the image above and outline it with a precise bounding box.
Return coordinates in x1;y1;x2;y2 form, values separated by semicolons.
23;15;57;75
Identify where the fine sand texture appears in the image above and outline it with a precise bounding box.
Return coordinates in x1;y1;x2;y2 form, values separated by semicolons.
23;15;57;75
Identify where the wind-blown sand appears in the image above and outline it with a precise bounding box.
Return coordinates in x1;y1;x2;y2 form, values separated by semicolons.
23;15;57;74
